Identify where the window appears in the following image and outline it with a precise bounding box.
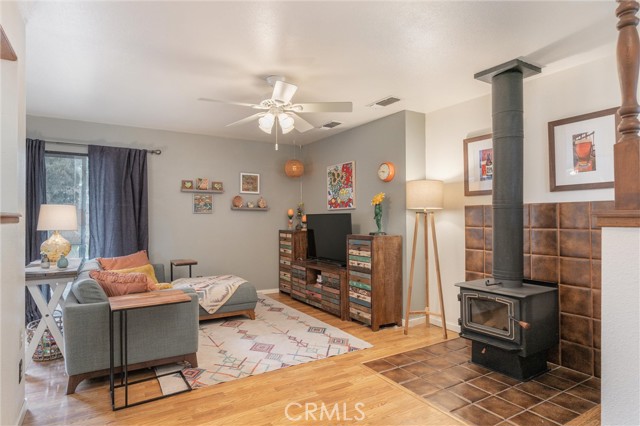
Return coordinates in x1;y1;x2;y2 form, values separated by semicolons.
45;152;89;258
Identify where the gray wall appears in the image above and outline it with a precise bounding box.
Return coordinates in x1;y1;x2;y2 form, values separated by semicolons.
302;110;427;315
27;116;301;290
303;111;408;235
27;111;425;309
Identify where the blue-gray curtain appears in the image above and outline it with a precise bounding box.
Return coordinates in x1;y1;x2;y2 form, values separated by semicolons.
88;145;148;258
25;138;48;324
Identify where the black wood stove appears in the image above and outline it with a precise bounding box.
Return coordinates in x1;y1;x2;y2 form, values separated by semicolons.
457;59;559;381
456;279;558;381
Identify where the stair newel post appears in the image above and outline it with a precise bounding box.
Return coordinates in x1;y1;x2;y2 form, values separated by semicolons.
614;0;640;210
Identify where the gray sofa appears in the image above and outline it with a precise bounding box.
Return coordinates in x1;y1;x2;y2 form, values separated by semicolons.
62;259;199;394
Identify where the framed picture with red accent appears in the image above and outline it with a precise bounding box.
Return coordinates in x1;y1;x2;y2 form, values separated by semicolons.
548;107;619;192
464;134;493;196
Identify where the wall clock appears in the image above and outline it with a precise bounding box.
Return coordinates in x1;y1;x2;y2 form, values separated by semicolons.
377;162;395;182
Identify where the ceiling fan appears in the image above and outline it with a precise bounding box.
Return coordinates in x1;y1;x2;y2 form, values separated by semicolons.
199;76;352;134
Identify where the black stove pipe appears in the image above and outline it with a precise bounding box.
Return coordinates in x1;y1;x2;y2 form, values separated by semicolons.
475;59;541;289
492;69;524;288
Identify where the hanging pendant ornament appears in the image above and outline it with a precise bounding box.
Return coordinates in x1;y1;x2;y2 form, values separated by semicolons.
285;138;304;177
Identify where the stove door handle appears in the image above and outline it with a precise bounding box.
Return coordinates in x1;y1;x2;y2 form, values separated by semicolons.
509;316;531;330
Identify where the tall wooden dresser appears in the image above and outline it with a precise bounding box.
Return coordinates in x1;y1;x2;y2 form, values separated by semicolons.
278;230;307;294
347;234;402;331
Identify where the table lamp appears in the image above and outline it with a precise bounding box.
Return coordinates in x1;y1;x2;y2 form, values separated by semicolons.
37;204;77;262
404;180;447;338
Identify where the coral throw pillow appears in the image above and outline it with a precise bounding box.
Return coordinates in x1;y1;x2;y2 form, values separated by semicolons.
112;263;159;286
97;250;150;271
90;270;152;297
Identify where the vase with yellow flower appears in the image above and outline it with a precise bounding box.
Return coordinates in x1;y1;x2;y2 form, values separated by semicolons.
370;192;386;235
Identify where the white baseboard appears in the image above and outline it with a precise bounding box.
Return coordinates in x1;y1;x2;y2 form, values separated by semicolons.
16;399;27;425
401;316;426;328
258;288;280;295
403;315;461;333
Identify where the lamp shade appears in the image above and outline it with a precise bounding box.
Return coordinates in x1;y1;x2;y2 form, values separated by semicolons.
278;113;295;133
37;204;78;231
258;113;275;134
406;180;444;210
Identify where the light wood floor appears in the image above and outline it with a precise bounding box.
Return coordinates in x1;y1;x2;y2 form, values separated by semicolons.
24;292;601;425
24;292;463;425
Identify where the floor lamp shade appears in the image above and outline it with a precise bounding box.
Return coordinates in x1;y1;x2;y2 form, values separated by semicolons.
406;180;444;210
37;204;77;262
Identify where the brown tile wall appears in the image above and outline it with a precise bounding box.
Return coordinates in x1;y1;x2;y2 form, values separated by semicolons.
464;201;614;378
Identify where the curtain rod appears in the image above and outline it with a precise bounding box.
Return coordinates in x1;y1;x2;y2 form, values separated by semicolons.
44;139;162;155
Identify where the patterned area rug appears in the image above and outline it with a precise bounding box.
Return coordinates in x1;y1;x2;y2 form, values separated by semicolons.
157;294;371;393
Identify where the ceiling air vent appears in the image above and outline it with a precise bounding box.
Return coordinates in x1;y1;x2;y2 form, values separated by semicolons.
321;121;342;129
368;96;401;108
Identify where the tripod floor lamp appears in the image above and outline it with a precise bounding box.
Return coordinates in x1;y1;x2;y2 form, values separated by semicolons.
404;180;447;338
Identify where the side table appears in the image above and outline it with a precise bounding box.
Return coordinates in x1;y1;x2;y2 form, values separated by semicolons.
25;258;82;363
109;290;192;410
170;259;197;281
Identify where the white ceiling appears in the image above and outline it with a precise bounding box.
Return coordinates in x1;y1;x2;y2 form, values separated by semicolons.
23;1;617;145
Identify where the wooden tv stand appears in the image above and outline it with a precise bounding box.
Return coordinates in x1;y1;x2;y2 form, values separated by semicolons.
293;260;349;320
278;230;403;330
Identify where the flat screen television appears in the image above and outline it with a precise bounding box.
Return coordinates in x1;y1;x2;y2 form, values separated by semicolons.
306;213;352;266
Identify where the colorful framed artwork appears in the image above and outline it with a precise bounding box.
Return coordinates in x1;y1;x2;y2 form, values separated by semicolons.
196;178;209;190
464;134;493;196
548;107;619;192
240;173;260;194
327;161;355;209
193;194;212;214
211;181;223;191
181;180;194;190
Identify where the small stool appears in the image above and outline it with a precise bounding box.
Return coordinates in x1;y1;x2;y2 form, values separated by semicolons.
170;259;197;281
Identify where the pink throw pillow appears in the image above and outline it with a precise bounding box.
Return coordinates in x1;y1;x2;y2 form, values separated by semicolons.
97;250;150;271
89;270;150;297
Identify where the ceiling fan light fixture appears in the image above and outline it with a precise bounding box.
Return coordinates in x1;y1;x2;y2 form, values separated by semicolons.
278;113;295;134
258;113;275;134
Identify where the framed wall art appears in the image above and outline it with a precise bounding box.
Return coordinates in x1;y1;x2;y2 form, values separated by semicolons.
196;178;209;190
181;180;194;190
327;160;355;209
464;134;493;196
240;173;260;194
193;194;213;214
548;107;619;192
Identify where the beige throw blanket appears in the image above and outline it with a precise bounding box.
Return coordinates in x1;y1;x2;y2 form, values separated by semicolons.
172;275;247;314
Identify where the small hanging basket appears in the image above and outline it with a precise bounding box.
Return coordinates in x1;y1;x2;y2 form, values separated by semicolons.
26;311;63;362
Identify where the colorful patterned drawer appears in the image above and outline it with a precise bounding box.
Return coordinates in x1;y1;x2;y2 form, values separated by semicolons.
278;231;293;294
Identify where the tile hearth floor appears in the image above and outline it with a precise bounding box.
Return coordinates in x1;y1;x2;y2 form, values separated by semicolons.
363;338;600;426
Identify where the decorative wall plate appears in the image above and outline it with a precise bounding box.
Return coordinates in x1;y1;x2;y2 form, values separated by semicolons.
232;195;243;208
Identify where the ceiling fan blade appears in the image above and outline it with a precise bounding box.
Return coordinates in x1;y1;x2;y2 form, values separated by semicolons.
226;112;265;127
272;81;298;104
289;102;353;113
199;98;263;109
290;113;315;133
